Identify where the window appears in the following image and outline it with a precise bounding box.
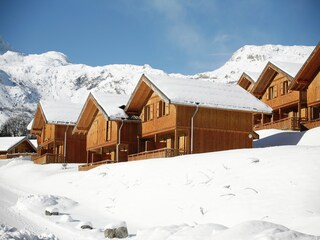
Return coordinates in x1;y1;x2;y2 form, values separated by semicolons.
178;135;186;153
156;100;170;118
106;121;112;141
267;85;277;100
141;104;154;122
281;81;289;95
267;86;274;100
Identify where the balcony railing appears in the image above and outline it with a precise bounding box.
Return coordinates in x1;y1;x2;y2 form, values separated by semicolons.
0;153;36;160
254;117;304;131
78;159;115;171
32;153;64;164
128;148;183;161
302;118;320;129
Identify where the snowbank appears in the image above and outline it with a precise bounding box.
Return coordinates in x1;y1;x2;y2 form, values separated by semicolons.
0;224;57;240
298;126;320;146
255;127;320;148
254;129;305;147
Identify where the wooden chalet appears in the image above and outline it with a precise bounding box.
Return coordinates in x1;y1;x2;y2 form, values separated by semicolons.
290;43;320;129
125;74;271;161
73;93;139;170
30;100;87;164
251;61;307;130
0;136;36;159
237;71;261;92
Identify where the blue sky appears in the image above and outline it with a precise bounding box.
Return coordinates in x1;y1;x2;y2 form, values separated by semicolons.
0;0;319;74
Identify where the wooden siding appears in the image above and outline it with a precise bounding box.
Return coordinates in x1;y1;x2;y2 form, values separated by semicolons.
85;111;138;154
260;72;302;110
176;105;253;153
7;140;35;154
141;93;177;137
35;124;87;164
307;71;320;106
87;112;117;149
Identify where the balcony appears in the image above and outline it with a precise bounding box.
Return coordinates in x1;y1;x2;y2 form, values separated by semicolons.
32;153;64;164
78;159;114;171
302;118;320;129
254;117;303;131
128;148;183;161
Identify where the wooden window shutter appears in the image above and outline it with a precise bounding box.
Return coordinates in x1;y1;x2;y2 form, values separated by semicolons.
280;82;284;95
156;101;160;118
150;104;154;120
107;121;112;141
165;102;170;115
266;88;270;100
274;85;278;98
140;108;145;122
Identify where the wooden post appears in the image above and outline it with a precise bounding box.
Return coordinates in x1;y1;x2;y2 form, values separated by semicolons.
174;129;178;153
261;113;264;125
298;102;301;118
279;108;282;120
86;151;89;164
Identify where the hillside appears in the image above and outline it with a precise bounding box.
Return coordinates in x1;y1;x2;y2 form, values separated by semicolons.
0;38;314;126
0;127;319;239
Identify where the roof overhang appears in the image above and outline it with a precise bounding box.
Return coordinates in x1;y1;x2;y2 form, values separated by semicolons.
251;62;294;98
289;43;320;91
30;103;47;135
125;74;170;115
237;72;255;91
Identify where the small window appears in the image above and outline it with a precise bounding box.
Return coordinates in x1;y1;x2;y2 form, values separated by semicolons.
267;86;274;100
157;100;170;118
178;135;186;153
281;81;289;95
142;104;154;122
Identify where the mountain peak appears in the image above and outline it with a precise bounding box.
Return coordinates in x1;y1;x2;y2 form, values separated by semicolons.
0;37;13;54
195;44;314;83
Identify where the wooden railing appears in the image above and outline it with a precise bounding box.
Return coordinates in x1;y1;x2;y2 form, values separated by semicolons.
302;118;320;129
0;153;36;160
78;159;114;171
128;148;183;161
32;153;64;164
254;117;302;131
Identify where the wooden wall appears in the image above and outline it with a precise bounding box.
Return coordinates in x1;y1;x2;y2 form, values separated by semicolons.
87;112;117;149
7;140;35;154
176;105;253;153
260;72;302;109
141;93;177;137
86;110;139;158
307;71;320;105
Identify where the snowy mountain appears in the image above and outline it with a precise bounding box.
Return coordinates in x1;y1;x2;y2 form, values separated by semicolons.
0;37;12;54
0;50;166;126
0;39;314;127
194;45;314;83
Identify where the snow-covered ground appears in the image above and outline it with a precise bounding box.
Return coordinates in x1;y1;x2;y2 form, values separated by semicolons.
0;127;320;239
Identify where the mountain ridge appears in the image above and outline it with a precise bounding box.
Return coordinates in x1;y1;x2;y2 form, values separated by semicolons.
0;40;314;127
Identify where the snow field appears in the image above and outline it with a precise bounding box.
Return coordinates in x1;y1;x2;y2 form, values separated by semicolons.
0;128;320;239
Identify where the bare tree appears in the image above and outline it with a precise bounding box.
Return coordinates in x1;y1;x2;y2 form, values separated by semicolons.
0;113;31;137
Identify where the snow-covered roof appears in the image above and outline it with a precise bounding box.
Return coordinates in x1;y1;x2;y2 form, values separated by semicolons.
143;74;272;113
27;119;33;131
244;71;261;82
0;136;27;151
270;61;304;78
29;139;38;149
40;100;83;125
90;92;129;120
